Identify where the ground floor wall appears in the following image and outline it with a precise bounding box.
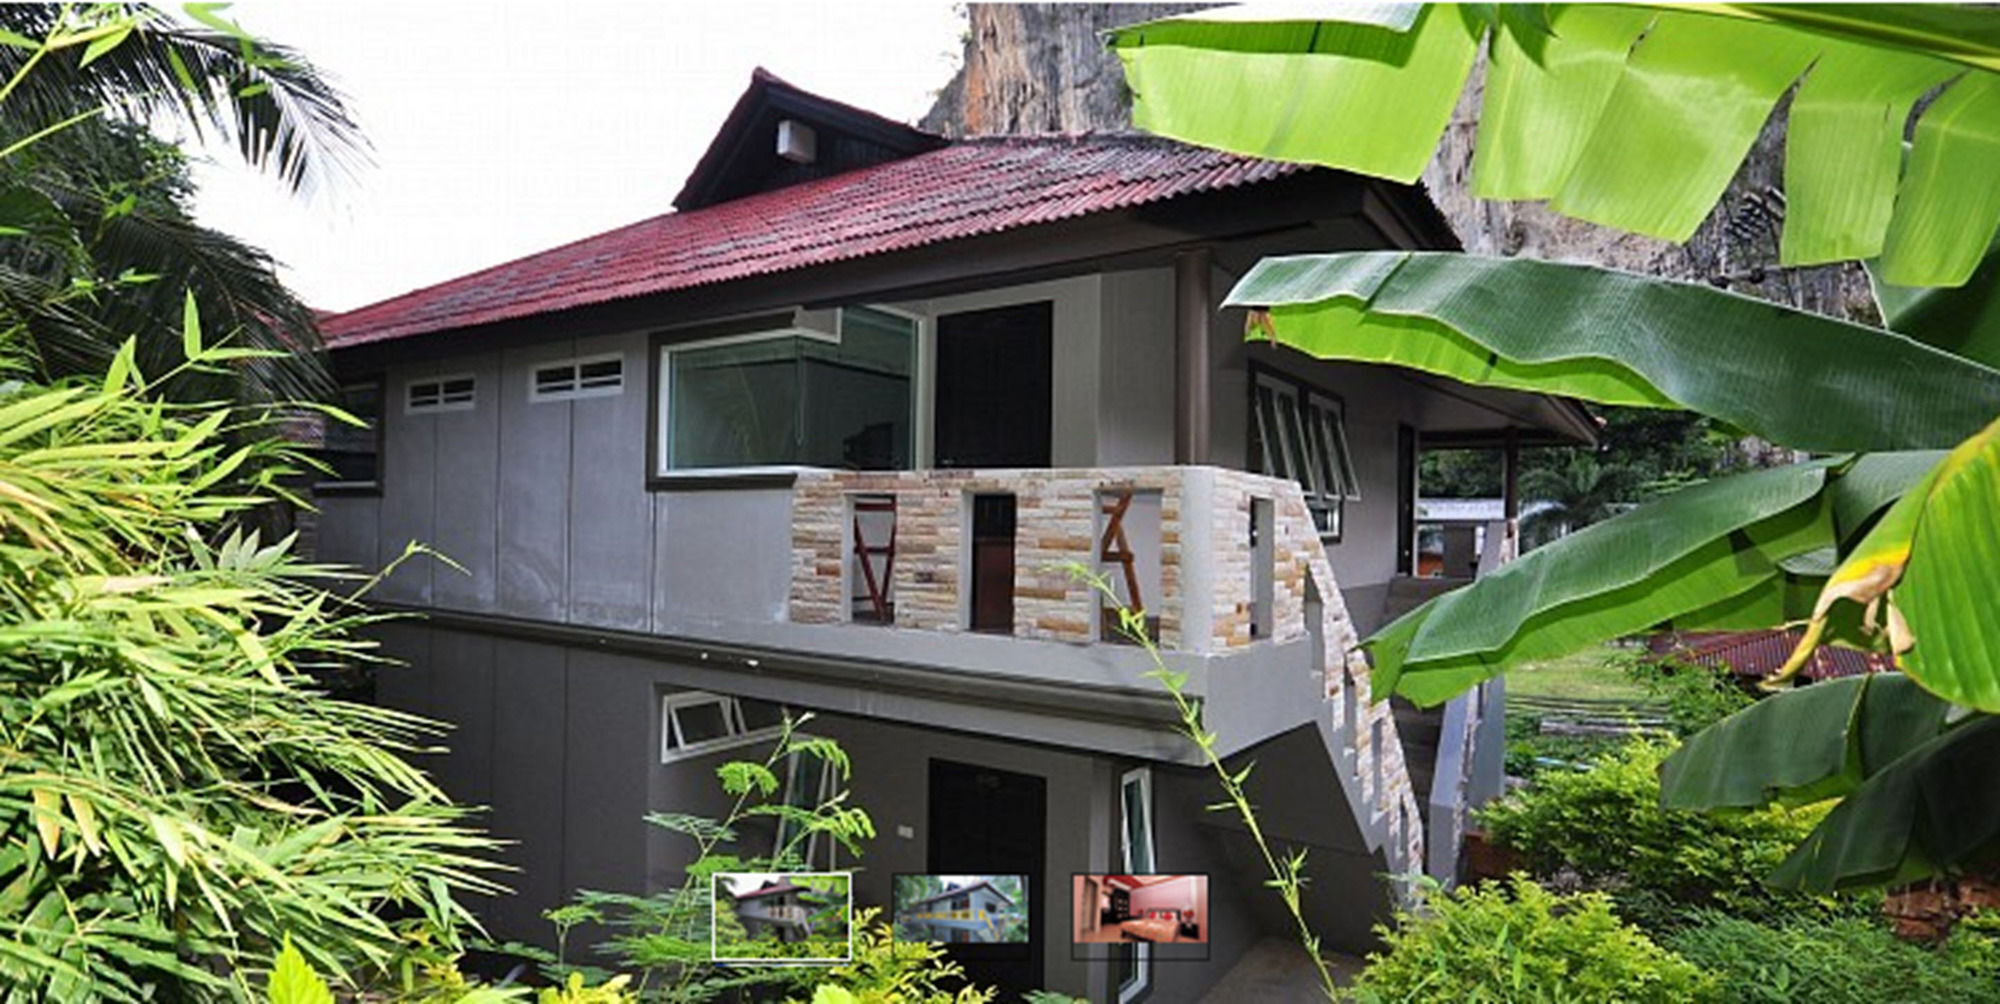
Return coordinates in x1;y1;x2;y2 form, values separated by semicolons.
371;621;1390;1001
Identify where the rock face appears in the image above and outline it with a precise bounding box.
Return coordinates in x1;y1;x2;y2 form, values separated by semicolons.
922;4;1879;325
920;3;1205;137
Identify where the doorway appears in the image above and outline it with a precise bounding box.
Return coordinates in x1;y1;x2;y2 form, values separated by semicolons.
929;758;1046;996
934;302;1053;469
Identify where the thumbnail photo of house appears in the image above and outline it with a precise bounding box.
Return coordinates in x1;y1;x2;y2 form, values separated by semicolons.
893;874;1028;944
714;872;852;962
1074;874;1208;944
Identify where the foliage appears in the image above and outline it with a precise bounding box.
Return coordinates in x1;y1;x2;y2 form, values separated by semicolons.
1626;657;1754;739
1518;452;1643;546
1372;455;1842;706
1501;713;1623;781
1665;911;2000;1004
1656;674;1986;893
0;5;358;408
0;309;501;998
1343;875;1712;1004
1422;410;1733;506
781;909;994;1004
1478;740;1830;929
1110;5;2000;286
548;719;875;1002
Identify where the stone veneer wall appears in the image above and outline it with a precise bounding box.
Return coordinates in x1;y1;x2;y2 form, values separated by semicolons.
791;468;1190;648
790;466;1423;874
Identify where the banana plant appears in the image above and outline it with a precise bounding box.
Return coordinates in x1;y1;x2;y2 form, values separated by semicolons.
1110;2;2000;889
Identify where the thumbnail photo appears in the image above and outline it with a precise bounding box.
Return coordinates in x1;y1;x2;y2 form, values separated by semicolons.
893;874;1030;944
1074;874;1207;944
712;872;852;963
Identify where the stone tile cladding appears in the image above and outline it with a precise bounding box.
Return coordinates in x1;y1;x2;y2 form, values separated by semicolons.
790;466;1422;875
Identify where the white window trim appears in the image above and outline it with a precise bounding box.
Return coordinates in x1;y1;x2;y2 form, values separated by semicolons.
654;305;926;477
659;691;785;763
530;352;626;403
1119;766;1154;1004
405;373;478;414
1253;371;1360;541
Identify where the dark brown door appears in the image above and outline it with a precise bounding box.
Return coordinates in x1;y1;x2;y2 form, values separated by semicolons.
935;302;1053;469
970;495;1015;633
930;759;1044;998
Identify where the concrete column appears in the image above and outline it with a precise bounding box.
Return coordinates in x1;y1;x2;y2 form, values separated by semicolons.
1174;248;1212;465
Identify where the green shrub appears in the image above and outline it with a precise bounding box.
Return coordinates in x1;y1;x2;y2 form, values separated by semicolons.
1625;657;1754;738
1345;876;1711;1003
1666;911;2000;1004
1503;712;1628;779
1476;740;1833;929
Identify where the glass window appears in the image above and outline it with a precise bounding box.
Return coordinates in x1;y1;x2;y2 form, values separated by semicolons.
316;381;381;487
408;374;476;412
660;691;788;762
662;306;916;471
1251;371;1358;540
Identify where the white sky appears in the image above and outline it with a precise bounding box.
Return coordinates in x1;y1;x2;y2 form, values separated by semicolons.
181;1;968;313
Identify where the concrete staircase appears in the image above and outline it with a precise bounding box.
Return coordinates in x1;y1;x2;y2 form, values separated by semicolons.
1380;576;1467;817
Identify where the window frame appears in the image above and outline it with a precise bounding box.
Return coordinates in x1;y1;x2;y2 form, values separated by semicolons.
647;305;924;484
405;373;478;414
1118;766;1155;1003
530;351;626;403
1248;364;1360;543
659;690;787;764
312;377;385;496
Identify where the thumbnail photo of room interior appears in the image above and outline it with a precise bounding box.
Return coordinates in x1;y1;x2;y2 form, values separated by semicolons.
1073;874;1208;944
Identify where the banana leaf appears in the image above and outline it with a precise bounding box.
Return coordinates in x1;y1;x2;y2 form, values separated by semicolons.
1782;418;2000;712
1227;252;2000;452
1110;3;2000;286
1660;674;1950;811
1372;460;1835;706
1659;674;1983;892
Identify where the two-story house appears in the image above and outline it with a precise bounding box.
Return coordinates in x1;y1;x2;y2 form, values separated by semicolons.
311;70;1591;1003
730;878;816;944
897;879;1020;944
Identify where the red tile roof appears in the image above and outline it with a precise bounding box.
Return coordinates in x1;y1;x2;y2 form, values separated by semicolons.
1650;630;1894;682
321;135;1303;348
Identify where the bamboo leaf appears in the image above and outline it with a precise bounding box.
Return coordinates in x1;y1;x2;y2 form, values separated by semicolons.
1228;252;2000;452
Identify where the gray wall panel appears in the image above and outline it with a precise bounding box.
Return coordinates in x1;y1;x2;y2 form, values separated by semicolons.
431;354;503;612
560;650;655;901
376;368;440;604
653;490;793;629
428;630;496;810
567;333;654;630
1097;268;1176;466
497;342;575;621
487;640;571;943
312;496;379;570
